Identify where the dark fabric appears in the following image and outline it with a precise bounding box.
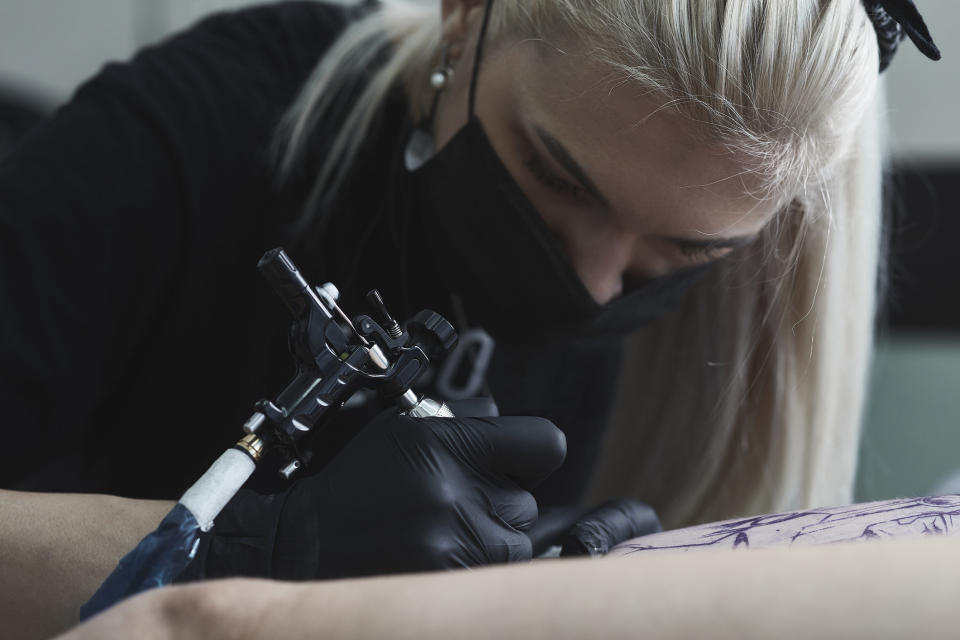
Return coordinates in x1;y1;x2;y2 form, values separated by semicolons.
0;1;619;507
0;1;355;497
0;87;48;161
881;165;960;332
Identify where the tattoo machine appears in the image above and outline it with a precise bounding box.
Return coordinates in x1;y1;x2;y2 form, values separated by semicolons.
80;248;458;619
180;247;460;529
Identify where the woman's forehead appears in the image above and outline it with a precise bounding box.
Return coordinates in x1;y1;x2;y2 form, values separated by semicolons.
505;42;781;236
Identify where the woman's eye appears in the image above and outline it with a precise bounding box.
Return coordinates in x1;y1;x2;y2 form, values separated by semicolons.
675;242;727;262
523;152;586;201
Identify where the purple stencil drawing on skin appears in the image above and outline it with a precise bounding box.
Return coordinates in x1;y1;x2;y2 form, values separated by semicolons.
607;495;960;557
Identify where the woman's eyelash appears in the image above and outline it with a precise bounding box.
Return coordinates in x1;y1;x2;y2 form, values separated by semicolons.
676;242;725;260
523;152;586;200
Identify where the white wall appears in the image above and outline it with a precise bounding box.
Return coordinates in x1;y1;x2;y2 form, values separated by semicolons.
882;1;959;162
0;0;139;103
0;0;350;103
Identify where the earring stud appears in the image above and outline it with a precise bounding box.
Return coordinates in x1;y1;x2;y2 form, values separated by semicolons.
430;44;455;90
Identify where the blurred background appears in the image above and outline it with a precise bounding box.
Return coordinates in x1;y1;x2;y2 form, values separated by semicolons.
0;0;957;503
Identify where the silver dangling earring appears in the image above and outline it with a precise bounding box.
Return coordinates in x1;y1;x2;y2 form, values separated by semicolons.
405;43;456;171
430;44;455;90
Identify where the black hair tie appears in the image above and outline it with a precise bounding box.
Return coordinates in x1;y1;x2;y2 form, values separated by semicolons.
863;0;941;72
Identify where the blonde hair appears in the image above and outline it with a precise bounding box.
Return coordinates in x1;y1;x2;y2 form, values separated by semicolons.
278;0;884;528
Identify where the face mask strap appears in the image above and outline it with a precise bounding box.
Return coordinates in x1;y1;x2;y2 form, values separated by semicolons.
467;0;495;120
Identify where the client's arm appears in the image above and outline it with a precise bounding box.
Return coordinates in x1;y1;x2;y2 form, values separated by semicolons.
59;534;960;639
0;490;174;640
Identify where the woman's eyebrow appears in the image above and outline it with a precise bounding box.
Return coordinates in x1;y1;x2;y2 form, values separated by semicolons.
533;125;610;207
532;125;760;253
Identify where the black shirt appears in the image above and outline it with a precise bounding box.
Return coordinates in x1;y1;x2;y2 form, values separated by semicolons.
0;1;619;506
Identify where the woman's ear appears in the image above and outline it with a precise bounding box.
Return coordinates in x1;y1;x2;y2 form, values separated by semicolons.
441;0;489;59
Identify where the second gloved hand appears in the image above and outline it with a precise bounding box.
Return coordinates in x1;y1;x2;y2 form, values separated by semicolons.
185;409;567;580
527;500;663;557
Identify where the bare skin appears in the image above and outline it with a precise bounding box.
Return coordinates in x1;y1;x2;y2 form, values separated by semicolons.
57;535;960;640
0;490;173;640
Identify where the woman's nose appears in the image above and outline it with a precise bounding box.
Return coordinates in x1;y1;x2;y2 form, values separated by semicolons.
562;228;637;305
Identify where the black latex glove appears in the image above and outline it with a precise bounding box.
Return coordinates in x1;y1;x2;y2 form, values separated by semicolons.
181;409;566;580
527;500;662;557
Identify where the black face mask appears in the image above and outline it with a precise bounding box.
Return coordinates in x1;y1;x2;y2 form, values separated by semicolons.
403;0;706;343
406;117;706;342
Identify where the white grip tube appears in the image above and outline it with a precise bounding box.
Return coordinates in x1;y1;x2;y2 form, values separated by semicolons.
178;448;256;532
